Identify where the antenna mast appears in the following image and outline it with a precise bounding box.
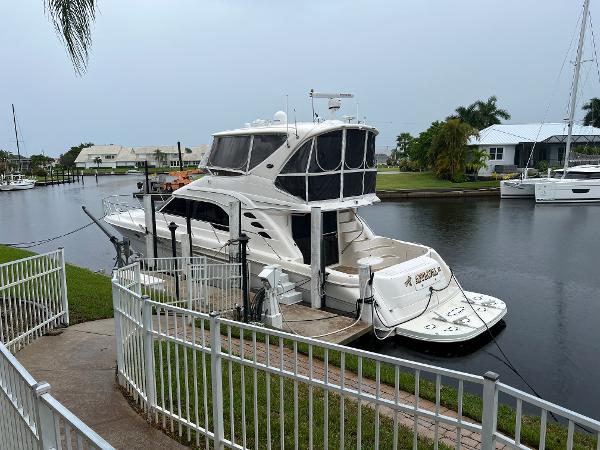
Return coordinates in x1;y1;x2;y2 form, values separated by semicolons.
563;0;591;177
11;104;21;173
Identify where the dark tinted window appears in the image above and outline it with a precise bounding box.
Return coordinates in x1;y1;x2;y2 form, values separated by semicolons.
308;174;341;201
275;176;307;200
208;136;251;170
309;131;342;172
281;140;311;174
291;211;338;266
161;197;187;216
365;132;376;168
364;171;376;194
161;198;229;231
322;211;339;266
189;201;229;230
249;134;287;170
345;129;366;169
343;172;364;197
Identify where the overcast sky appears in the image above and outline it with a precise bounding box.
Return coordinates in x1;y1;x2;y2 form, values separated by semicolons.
1;0;599;157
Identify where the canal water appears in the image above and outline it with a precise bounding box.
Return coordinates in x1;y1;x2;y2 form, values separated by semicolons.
0;178;598;418
359;199;600;420
0;175;144;272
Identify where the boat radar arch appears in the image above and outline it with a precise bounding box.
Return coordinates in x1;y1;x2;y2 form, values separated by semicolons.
309;91;354;120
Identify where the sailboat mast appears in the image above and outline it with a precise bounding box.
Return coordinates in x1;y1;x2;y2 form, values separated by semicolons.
563;0;591;177
11;104;21;173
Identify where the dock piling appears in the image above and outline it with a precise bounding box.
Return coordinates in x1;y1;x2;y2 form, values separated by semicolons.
310;207;322;309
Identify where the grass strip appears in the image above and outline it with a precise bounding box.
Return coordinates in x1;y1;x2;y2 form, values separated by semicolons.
376;171;499;190
215;323;597;450
152;340;450;450
0;245;113;324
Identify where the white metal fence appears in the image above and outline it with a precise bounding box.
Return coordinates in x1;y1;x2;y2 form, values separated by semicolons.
128;257;244;318
0;249;68;352
0;340;113;449
112;265;600;450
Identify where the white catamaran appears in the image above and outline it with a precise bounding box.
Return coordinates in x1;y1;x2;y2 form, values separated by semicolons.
502;0;600;202
105;93;507;342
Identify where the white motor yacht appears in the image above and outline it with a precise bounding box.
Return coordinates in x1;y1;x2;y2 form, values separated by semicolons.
0;174;36;191
104;102;506;342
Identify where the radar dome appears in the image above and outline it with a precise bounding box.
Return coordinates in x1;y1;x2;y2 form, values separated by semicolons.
273;110;287;124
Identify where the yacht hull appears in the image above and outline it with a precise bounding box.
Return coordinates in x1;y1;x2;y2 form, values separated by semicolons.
108;218;508;343
500;179;547;198
0;182;35;191
535;179;600;203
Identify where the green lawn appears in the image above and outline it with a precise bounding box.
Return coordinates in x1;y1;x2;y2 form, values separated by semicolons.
154;341;448;450
0;245;113;324
376;171;499;190
217;326;597;450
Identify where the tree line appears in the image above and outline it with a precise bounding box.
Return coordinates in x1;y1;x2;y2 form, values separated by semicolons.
391;96;510;182
0;142;93;175
393;96;600;182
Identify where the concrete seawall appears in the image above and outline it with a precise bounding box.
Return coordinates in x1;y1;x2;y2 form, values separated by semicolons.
376;187;500;199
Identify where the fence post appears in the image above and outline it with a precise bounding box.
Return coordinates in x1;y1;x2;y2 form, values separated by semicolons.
111;276;125;385
180;233;194;316
142;295;156;419
209;312;224;449
310;206;322;309
481;371;499;450
34;382;57;450
238;234;250;323
57;248;69;326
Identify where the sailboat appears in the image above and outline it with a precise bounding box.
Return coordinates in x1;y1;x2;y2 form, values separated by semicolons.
501;0;599;201
535;0;600;202
0;105;35;192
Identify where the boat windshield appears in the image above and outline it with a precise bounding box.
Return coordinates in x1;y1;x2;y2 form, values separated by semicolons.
207;134;287;173
275;128;376;201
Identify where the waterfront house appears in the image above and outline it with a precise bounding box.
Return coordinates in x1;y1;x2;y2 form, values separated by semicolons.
74;144;209;169
375;153;389;165
469;123;600;176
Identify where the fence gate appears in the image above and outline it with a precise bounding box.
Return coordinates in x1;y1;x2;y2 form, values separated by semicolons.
0;248;68;352
189;261;243;317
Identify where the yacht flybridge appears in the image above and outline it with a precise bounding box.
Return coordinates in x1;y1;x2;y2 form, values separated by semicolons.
104;94;506;342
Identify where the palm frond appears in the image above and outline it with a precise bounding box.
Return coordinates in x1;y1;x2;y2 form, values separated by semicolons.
45;0;97;75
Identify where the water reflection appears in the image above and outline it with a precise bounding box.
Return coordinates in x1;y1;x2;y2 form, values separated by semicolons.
358;198;600;419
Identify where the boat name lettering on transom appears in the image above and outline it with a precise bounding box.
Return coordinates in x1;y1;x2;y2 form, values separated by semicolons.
414;266;442;285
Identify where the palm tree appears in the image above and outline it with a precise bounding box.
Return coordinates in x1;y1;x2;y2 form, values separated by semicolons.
582;97;600;128
93;156;102;170
430;119;479;181
474;96;511;129
153;149;167;168
450;96;511;130
45;0;98;74
466;148;489;180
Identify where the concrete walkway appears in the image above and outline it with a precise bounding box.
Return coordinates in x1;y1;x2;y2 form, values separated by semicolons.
15;319;185;450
